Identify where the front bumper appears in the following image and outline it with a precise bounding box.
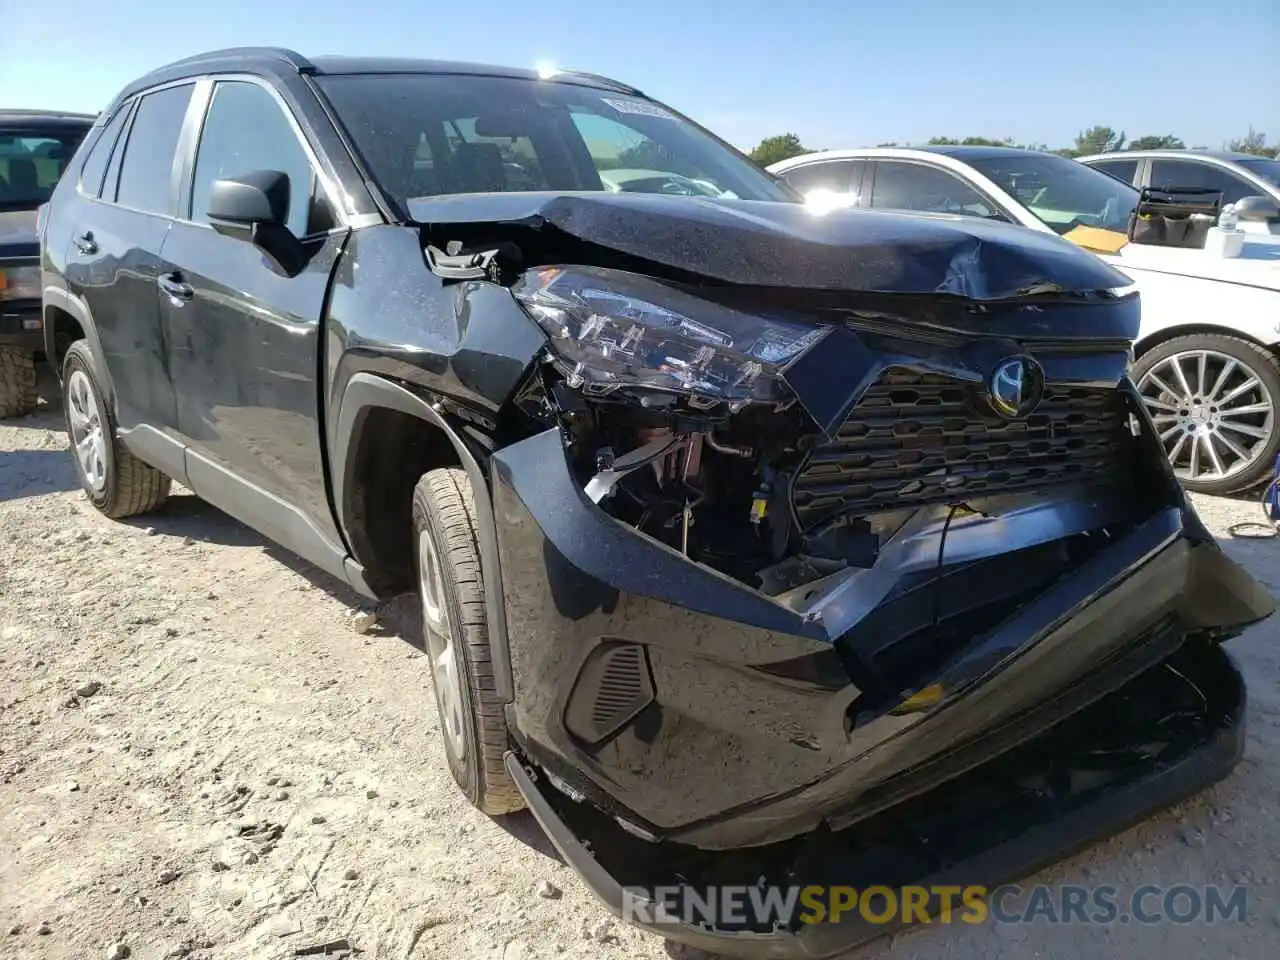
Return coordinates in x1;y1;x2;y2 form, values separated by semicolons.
505;640;1247;958
490;427;1273;851
0;298;43;352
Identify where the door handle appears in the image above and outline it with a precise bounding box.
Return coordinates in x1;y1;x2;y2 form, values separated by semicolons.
73;232;97;255
158;273;194;305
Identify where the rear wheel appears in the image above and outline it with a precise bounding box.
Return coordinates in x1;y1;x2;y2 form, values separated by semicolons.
61;341;172;518
1133;333;1280;496
412;467;523;815
0;346;38;419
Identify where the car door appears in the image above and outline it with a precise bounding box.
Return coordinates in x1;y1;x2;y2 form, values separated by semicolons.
866;160;1010;221
1146;159;1261;205
777;159;867;206
160;76;348;545
61;83;195;441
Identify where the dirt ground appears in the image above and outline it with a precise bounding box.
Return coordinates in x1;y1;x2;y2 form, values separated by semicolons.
2;381;1279;960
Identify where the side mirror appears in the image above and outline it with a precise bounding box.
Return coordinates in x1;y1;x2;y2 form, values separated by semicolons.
206;170;290;240
206;170;307;276
1233;194;1280;222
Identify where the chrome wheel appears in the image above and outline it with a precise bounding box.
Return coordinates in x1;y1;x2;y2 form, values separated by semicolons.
1138;349;1276;484
66;369;108;494
418;528;467;762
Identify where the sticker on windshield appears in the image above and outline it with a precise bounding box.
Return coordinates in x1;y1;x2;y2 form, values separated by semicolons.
601;97;677;121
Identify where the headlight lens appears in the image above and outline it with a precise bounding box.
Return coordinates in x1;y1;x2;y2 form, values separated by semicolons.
512;265;829;407
0;266;40;301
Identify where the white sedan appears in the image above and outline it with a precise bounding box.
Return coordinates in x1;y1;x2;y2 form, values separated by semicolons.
769;147;1280;495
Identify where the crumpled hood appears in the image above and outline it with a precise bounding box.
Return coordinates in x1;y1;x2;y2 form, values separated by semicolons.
406;192;1134;301
0;209;38;261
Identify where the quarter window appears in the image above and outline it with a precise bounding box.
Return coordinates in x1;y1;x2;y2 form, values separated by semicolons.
114;84;194;214
78;107;130;198
869;161;1001;219
189;81;318;238
1148;160;1257;205
1089;158;1138;185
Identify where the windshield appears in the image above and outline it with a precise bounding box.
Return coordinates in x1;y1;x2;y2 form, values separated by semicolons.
315;74;794;215
1237;157;1280;189
0;126;88;210
968;152;1140;235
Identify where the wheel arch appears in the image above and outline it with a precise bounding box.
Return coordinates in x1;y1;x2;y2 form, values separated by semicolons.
332;372;514;702
42;289;115;408
1134;323;1280;362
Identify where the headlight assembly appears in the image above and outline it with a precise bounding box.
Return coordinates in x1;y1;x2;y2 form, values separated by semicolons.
512;265;829;409
0;266;41;301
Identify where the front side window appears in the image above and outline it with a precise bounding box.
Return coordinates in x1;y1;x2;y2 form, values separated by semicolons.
1149;159;1260;205
869;161;1002;219
0;124;90;210
968;152;1140;234
314;73;793;216
1236;157;1280;190
189;80;317;237
114;83;195;215
1089;158;1139;185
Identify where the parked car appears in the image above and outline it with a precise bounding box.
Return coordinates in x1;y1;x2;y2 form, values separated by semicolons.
0;108;94;417
41;49;1273;956
1079;149;1280;232
770;146;1280;495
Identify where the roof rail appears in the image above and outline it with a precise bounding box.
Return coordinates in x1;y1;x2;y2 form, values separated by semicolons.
0;108;98;120
152;46;314;75
555;70;643;97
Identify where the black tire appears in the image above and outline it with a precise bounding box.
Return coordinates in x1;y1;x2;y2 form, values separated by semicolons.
0;345;38;419
411;467;523;815
1133;333;1280;496
61;341;172;518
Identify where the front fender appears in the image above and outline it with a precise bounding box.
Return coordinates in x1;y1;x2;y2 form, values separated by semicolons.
330;372;515;702
1123;267;1280;347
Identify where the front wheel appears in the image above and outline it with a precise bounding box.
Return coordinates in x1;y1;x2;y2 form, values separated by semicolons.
1133;333;1280;496
412;467;524;816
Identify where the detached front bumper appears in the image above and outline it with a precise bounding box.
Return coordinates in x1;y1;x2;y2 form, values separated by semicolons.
490;427;1273;852
505;640;1247;958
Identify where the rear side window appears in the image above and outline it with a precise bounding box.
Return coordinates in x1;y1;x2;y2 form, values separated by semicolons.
189;80;317;237
78;107;130;198
114;84;194;215
1089;158;1138;185
780;160;863;195
1148;159;1256;205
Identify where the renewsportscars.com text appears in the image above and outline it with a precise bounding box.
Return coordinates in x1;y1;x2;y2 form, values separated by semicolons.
621;883;1248;928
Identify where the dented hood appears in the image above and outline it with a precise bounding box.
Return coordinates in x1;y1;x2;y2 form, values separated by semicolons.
406;192;1134;301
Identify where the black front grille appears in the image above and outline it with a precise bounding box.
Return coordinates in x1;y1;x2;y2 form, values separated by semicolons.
792;368;1135;525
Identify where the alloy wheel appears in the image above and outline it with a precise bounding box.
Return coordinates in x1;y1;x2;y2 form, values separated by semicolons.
1137;349;1276;484
66;369;109;494
418;528;468;763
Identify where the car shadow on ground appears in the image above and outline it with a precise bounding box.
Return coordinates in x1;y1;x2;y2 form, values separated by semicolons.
0;447;82;501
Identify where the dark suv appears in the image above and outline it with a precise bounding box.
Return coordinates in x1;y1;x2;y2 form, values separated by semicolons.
1;109;94;417
40;48;1274;957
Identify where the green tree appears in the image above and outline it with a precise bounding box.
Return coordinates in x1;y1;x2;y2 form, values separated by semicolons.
1128;134;1186;150
747;133;813;168
1226;127;1272;156
616;140;699;177
1065;126;1126;157
927;135;1016;148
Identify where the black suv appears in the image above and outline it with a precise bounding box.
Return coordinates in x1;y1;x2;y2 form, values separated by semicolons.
1;109;93;416
40;48;1274;957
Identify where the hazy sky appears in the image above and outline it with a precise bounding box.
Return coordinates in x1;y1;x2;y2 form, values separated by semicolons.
2;0;1276;151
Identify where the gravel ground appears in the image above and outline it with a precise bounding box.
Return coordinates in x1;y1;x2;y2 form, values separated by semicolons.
2;382;1279;960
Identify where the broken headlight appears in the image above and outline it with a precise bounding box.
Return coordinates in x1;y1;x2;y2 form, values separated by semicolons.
511;265;829;408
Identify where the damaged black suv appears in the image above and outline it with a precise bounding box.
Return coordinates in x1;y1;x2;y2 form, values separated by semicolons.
39;48;1275;956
